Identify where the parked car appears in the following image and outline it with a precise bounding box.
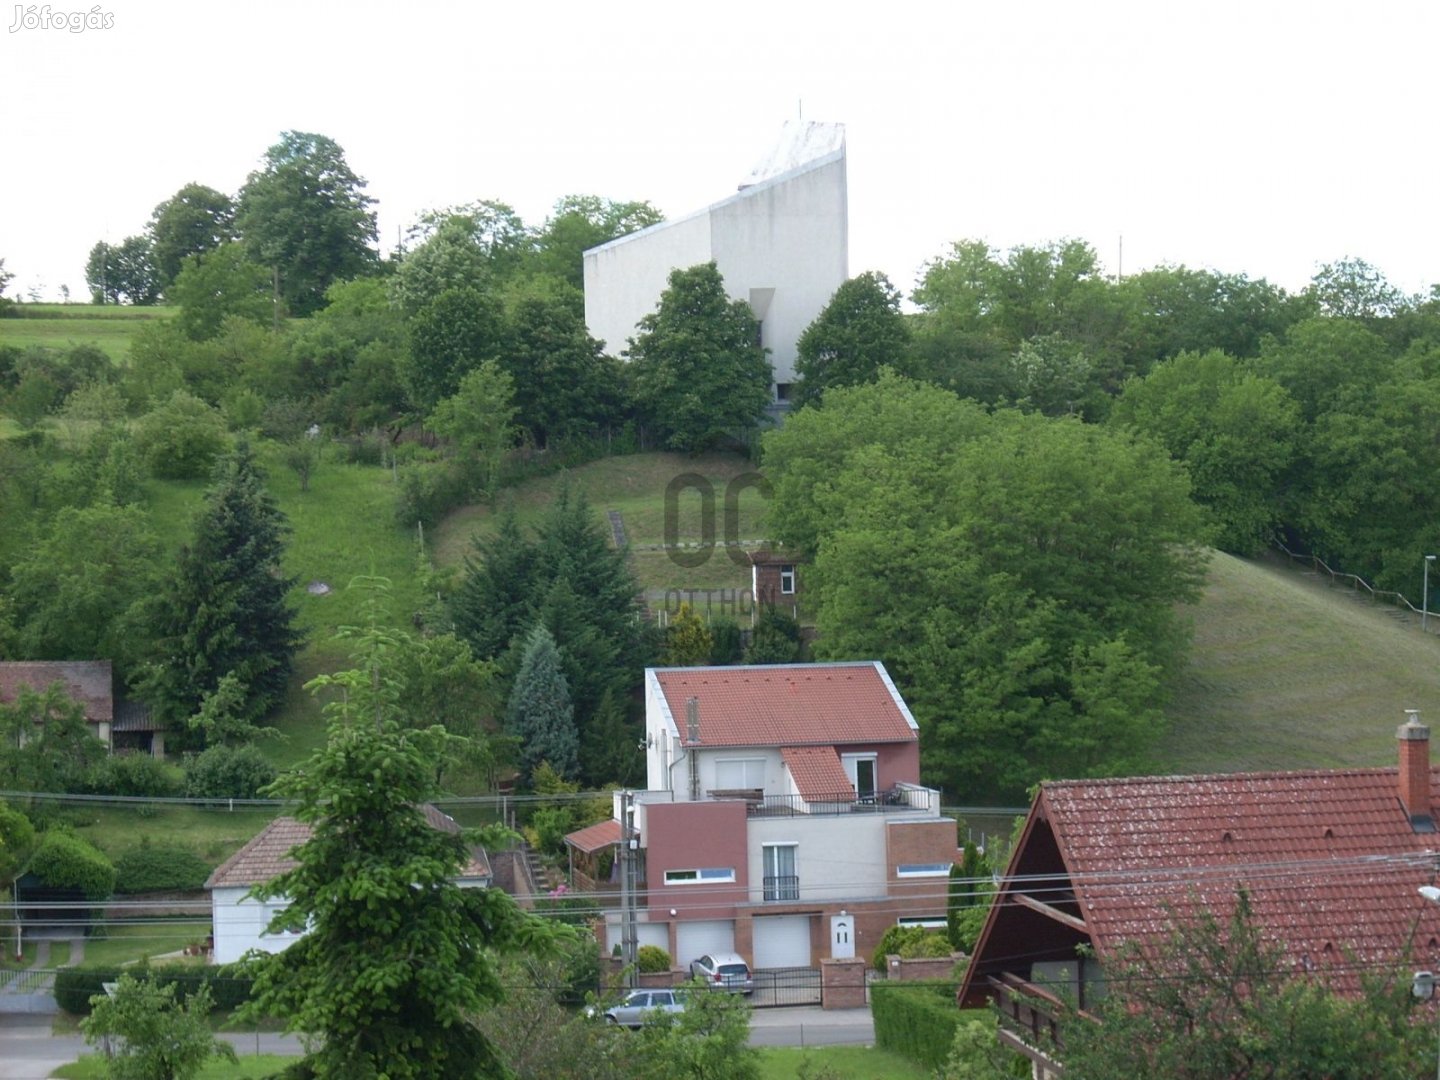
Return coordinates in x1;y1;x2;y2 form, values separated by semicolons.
689;952;753;994
588;988;687;1028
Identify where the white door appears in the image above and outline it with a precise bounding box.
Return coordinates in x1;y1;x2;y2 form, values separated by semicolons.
753;915;812;968
676;919;736;967
830;914;855;959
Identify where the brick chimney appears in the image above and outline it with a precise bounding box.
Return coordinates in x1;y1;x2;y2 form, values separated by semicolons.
1398;709;1434;833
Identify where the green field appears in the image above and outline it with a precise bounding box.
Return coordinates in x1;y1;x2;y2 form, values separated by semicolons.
1160;550;1440;773
0;303;176;362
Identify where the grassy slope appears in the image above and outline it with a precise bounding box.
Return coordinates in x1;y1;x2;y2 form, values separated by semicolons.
0;304;175;362
1158;550;1440;774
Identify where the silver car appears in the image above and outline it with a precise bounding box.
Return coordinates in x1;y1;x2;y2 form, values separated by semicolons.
596;988;687;1028
689;952;753;994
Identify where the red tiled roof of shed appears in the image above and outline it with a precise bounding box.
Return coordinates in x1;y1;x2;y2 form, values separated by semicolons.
781;746;854;802
564;818;622;854
0;661;113;723
651;662;916;748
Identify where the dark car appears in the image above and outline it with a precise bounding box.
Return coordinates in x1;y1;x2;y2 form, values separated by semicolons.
689;952;753;994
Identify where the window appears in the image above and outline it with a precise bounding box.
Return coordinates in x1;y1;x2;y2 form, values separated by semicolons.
763;843;799;901
897;863;952;877
897;915;948;929
715;758;765;790
774;382;791;402
664;867;735;885
779;565;796;595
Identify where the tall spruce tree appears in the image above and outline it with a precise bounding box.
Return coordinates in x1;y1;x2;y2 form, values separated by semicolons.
450;506;537;659
506;625;579;783
142;442;302;736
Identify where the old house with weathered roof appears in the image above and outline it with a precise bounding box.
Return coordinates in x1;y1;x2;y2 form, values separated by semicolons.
958;710;1440;1077
206;806;491;964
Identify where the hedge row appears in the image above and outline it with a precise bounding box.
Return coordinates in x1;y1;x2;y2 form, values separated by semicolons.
870;981;963;1072
54;962;256;1016
113;843;213;894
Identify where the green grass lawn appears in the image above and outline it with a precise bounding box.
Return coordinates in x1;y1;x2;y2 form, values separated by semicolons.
757;1045;931;1078
80;923;207;968
54;1052;291;1080
1159;550;1440;774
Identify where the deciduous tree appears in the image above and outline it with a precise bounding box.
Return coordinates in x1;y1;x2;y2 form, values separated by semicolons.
236;131;378;316
428;358;517;500
80;973;235;1080
792;270;911;407
627;262;772;451
148;183;235;294
247;594;565;1078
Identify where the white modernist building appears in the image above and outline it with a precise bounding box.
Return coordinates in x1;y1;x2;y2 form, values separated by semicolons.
583;121;849;406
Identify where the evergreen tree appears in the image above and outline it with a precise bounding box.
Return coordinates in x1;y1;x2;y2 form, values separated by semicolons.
141;442;302;737
664;602;713;665
450;506;537;659
744;607;803;665
506;625;579;783
581;688;643;787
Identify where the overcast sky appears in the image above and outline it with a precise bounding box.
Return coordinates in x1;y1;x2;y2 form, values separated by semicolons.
4;0;1437;304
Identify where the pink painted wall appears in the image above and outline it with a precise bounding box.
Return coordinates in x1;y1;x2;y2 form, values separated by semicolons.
644;800;749;919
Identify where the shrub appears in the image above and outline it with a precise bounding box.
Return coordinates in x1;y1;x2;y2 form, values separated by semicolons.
114;841;212;894
871;982;962;1071
55;965;121;1016
709;617;744;665
28;829;115;899
395;458;478;528
636;945;671;973
79;754;183;798
529;806;572;856
872;924;940;971
134;390;231;479
184;744;277;799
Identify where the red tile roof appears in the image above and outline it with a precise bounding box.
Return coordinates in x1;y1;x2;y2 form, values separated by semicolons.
781;746;854;802
651;662;917;748
206;807;490;889
965;766;1440;1001
564;818;622;854
0;661;113;723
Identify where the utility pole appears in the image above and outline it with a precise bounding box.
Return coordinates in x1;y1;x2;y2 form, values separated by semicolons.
619;790;638;986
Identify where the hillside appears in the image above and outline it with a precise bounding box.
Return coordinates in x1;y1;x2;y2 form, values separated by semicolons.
1159;550;1440;774
0;302;175;361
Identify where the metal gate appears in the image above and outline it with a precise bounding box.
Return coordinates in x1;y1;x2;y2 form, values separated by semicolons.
750;966;821;1008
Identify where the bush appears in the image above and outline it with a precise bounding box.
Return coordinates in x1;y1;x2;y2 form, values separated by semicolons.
636;945;671;973
79;754;183;798
54;965;121;1016
28;829;115;899
709;617;744;665
114;841;212;894
872;924;939;971
134;390;231;479
184;744;277;799
871;982;963;1071
395;458;475;528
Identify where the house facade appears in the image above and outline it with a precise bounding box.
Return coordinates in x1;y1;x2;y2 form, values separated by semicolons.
582;120;848;407
573;662;959;971
206;807;491;964
958;710;1440;1077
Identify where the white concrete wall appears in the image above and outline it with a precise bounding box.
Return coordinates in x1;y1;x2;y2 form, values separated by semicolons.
210;888;305;965
746;814;888;904
583;142;848;396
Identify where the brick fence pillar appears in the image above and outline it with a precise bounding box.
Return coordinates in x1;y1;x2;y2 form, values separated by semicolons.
820;958;868;1010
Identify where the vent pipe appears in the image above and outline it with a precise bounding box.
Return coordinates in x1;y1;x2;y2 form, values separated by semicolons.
686;697;701;801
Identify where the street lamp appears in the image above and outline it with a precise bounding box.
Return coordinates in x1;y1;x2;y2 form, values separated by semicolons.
1417;886;1440;1079
1426;556;1437;633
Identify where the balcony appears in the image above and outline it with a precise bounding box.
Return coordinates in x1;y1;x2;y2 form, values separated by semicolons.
741;784;940;817
990;972;1094;1077
762;875;800;901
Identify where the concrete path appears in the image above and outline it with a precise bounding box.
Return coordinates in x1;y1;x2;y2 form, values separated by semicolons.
748;1005;874;1047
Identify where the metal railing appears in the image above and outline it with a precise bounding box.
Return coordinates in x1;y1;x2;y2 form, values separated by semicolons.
1272;540;1428;625
744;786;939;817
762;875;800;901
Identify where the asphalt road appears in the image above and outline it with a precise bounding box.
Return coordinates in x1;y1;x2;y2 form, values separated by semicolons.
0;1006;874;1077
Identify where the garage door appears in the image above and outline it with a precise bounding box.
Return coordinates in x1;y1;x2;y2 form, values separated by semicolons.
676;919;735;967
752;915;812;969
604;920;669;953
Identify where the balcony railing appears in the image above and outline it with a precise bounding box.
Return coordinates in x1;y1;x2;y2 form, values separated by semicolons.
989;972;1094;1076
763;875;800;901
741;785;938;817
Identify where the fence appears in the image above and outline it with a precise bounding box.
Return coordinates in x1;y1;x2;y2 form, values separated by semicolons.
1271;540;1431;627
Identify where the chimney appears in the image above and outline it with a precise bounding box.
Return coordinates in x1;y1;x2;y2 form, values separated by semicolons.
1398;709;1434;833
685;697;701;745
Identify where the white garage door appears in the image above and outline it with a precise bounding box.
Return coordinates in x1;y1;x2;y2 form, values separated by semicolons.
604;919;669;953
752;915;812;969
676;919;735;967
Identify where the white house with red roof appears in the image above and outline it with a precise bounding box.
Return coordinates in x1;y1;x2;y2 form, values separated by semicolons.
569;662;959;972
